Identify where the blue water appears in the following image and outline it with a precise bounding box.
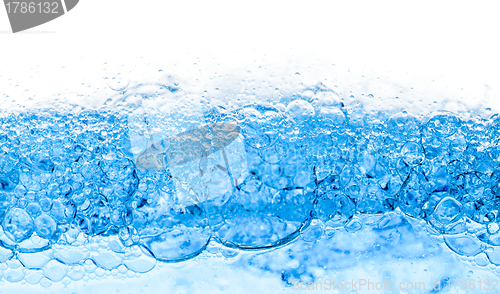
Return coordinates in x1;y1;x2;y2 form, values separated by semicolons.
1;83;500;290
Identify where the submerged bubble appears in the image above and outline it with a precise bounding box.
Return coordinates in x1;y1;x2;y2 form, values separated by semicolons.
2;208;34;243
401;141;424;166
286;100;315;122
425;113;461;138
34;214;57;239
432;197;463;225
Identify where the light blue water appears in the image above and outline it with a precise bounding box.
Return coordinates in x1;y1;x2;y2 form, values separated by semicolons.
1;83;500;290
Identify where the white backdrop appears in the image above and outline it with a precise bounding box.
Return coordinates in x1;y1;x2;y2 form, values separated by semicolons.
1;1;499;113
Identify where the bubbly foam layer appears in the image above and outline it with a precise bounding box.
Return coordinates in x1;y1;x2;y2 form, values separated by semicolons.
1;83;500;286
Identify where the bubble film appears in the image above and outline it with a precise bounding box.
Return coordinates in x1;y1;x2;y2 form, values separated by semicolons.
1;82;500;287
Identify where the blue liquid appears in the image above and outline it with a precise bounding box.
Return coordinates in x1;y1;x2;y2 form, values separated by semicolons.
0;86;499;286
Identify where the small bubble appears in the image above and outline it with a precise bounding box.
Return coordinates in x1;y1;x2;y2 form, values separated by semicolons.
106;73;130;92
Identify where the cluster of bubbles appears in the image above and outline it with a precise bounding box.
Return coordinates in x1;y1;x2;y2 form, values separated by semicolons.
1;84;500;286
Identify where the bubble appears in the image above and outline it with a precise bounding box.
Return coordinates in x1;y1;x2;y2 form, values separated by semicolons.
40;277;52;288
34;214;57;239
401;141;424;165
300;221;324;242
426;113;461;138
345;217;363;232
286;100;315;122
3;268;25;283
221;248;239;259
444;234;482;256
387;112;421;141
43;260;67;282
106;73;130;92
431;197;463;227
2;208;34;243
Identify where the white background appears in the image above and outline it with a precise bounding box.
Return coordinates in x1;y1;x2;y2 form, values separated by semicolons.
1;0;499;114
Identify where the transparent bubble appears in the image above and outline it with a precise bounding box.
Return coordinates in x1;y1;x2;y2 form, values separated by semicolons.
401;141;425;165
2;208;34;242
425;112;461;138
106;73;130;92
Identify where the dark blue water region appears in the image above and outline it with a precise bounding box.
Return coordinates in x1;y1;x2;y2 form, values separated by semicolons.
1;94;500;285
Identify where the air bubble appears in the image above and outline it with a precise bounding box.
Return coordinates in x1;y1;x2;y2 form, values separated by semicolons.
401;141;424;166
106;73;130;92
